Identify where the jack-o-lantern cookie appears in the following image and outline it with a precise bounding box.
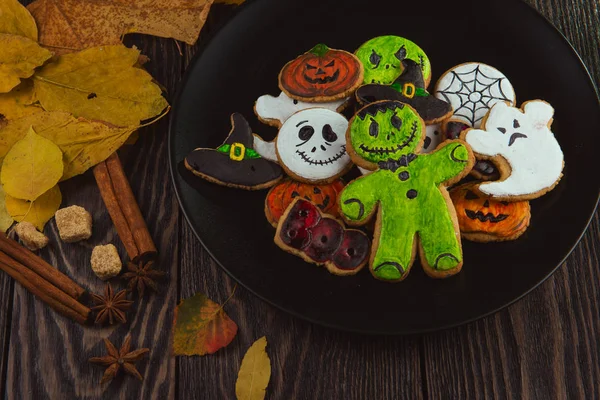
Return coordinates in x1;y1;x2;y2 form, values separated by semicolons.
450;182;531;242
340;100;474;282
355;35;432;87
462;100;564;201
275;198;370;276
184;113;283;190
279;44;364;102
253;108;352;184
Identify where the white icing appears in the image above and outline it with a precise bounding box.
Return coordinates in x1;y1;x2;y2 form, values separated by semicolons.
422;124;443;154
435;63;516;128
255;92;347;125
465;101;563;197
252;134;278;162
276;108;351;181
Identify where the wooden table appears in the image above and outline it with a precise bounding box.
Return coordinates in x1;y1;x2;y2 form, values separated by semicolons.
4;0;599;398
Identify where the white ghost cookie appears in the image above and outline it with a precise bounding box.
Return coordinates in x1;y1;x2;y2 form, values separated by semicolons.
253;108;352;183
254;91;348;127
462;100;564;200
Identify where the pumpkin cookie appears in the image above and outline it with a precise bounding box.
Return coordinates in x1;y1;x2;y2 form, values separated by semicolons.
339;100;474;282
278;44;364;102
275;198;370;276
450;182;531;242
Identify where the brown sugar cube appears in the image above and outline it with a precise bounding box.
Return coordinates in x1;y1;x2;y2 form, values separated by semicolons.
91;244;122;280
55;205;92;243
14;222;49;251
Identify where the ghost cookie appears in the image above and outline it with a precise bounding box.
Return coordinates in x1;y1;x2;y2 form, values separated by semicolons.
461;100;564;200
340;100;474;282
185;113;283;190
275;198;370;276
253;108;352;183
254;91;348;128
435;62;516;128
355;35;432;86
450;182;531;242
279;44;364;102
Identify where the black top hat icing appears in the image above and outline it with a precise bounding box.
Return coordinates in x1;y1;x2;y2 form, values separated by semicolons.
185;113;283;190
356;59;453;124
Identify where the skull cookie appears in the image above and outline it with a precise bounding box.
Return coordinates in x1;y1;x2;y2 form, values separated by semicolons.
254;108;352;183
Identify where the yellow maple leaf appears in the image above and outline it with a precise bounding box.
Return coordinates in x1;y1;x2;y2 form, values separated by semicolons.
5;184;61;231
1;126;64;201
27;0;214;54
235;337;271;400
0;80;43;120
0;0;38;40
0;184;14;233
0;111;137;180
33;45;168;127
0;33;52;93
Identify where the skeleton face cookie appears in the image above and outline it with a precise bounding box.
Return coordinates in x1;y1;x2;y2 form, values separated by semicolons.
462;100;564;200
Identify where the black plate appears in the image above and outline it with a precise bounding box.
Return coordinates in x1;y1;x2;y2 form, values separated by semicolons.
169;0;600;334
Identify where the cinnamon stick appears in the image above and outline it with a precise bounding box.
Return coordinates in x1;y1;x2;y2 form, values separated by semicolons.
0;255;90;325
93;160;140;260
105;153;157;261
0;234;85;300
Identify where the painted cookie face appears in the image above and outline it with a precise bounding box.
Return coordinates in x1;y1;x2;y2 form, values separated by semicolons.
355;36;431;86
276;108;351;182
349;101;424;164
435;63;516;128
422;124;443;153
255;91;347;127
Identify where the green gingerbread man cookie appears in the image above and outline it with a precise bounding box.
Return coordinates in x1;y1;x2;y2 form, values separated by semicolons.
355;35;432;87
340;101;474;282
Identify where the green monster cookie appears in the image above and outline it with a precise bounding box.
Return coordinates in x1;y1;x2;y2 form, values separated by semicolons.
355;35;432;87
340;101;474;282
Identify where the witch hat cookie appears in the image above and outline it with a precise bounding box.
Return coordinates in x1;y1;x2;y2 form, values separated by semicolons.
184;113;284;190
356;59;453;124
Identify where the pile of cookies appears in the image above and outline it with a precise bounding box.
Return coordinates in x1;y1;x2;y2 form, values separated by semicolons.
185;36;565;283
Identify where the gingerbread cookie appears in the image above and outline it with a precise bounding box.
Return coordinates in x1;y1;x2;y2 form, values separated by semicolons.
275;198;370;276
254;91;348;128
356;59;452;124
340;100;474;282
355;35;432;86
462;100;564;200
450;182;531;242
185;113;283;190
253;108;352;183
279;44;363;102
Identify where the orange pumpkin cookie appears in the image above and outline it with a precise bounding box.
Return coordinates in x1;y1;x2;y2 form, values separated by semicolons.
279;44;364;102
265;178;345;227
450;182;531;242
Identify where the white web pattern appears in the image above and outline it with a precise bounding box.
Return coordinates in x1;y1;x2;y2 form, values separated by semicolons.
436;65;514;127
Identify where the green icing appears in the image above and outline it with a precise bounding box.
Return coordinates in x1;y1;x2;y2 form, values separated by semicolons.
341;102;469;281
216;144;261;159
309;43;330;57
355;35;432;86
390;82;428;97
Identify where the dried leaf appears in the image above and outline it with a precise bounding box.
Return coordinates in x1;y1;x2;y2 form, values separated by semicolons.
0;33;51;93
33;45;168;127
1;126;63;201
0;184;14;233
235;337;271;400
0;0;38;40
5;184;61;230
0;80;42;120
172;292;238;356
0;111;136;180
27;0;214;53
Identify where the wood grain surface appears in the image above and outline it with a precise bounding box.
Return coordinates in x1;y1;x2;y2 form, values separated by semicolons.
3;0;599;399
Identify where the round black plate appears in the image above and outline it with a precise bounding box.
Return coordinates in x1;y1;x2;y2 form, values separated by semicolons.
169;0;600;334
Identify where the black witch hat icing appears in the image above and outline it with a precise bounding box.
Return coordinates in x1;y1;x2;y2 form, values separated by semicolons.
184;113;283;190
356;59;453;124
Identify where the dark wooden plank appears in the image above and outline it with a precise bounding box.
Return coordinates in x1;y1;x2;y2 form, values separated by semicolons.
423;1;600;399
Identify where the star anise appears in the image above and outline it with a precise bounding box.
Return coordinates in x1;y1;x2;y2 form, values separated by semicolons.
122;260;166;299
91;283;134;325
89;335;150;384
